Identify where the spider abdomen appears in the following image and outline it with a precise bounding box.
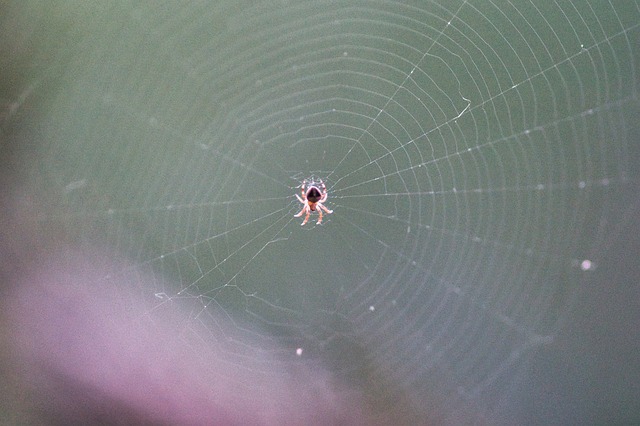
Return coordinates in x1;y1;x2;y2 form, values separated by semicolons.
306;187;322;203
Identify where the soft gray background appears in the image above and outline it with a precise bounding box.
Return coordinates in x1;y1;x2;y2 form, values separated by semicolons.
2;1;638;424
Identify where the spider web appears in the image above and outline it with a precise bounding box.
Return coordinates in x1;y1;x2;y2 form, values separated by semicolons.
9;0;640;423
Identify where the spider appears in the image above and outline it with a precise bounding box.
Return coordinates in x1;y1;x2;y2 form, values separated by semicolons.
294;178;333;226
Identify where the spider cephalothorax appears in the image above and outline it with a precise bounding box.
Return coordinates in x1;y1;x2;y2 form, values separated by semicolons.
294;178;333;226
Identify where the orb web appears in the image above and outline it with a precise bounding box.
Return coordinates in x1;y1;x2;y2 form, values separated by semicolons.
23;0;639;421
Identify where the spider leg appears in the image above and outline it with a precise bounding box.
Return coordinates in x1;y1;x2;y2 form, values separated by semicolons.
295;194;304;203
319;204;333;214
316;208;323;225
300;209;310;226
294;205;307;218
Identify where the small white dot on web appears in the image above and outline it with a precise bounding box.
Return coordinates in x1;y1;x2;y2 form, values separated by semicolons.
296;348;303;356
